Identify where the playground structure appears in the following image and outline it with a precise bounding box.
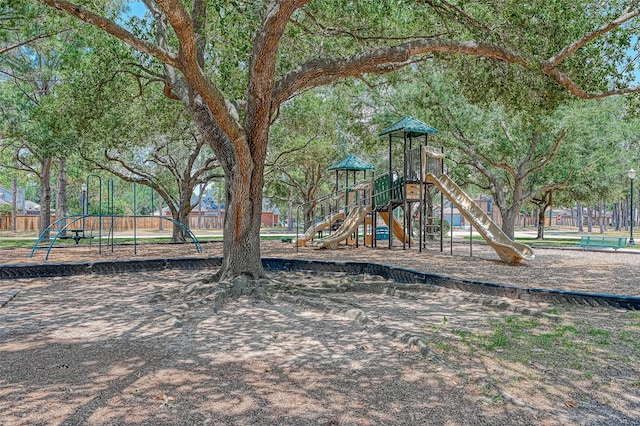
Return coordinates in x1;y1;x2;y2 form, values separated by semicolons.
295;116;534;264
31;175;202;260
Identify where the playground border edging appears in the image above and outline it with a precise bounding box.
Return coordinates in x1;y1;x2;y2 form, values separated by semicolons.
0;257;638;310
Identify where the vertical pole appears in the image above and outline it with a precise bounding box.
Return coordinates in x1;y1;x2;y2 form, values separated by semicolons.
198;182;204;230
86;175;102;252
424;133;429;249
295;206;300;253
389;134;392;250
81;182;87;233
440;146;444;253
345;171;349;245
97;177;102;254
419;143;423;253
403;132;407;250
334;170;339;236
133;179;137;255
631;176;635;245
450;201;453;255
108;179;114;252
470;222;473;257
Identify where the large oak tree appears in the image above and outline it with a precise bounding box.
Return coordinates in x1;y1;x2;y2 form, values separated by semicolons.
31;0;640;281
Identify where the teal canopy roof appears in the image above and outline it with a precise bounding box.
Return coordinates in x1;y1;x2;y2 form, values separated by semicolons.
327;154;375;171
378;115;439;138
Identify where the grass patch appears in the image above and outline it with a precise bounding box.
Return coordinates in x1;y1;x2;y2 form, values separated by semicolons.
0;239;39;249
486;329;510;350
434;342;455;353
554;325;578;335
0;232;293;250
460;315;591;366
453;329;472;339
587;328;611;345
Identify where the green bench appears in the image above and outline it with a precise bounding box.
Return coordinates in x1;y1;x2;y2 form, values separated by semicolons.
576;236;628;251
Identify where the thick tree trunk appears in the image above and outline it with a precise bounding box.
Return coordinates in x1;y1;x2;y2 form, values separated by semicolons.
622;198;628;229
39;158;52;238
56;157;68;236
577;202;584;232
170;191;195;243
304;200;315;231
217;168;266;281
186;103;268;282
501;208;519;240
287;185;294;233
537;207;546;239
598;199;605;233
587;206;593;233
197;183;205;230
172;208;189;243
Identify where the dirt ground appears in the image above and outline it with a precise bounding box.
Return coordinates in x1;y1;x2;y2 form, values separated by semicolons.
1;239;639;425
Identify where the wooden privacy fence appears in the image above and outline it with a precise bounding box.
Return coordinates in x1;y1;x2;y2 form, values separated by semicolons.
0;214;224;233
0;215;56;232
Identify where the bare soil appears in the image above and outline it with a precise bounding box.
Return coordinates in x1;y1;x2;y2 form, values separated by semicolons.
1;239;639;425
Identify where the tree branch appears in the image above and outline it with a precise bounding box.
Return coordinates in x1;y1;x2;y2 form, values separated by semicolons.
246;0;311;155
0;31;67;55
524;130;566;177
265;135;318;169
545;6;640;68
296;8;442;42
540;6;640;98
528;183;569;202
152;0;243;143
273;38;529;108
37;0;180;67
540;67;640;99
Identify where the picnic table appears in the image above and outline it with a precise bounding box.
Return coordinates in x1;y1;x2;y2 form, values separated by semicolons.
58;229;92;244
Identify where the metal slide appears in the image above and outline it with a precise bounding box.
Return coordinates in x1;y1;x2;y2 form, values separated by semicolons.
377;211;412;244
425;173;535;264
310;206;371;250
294;212;346;247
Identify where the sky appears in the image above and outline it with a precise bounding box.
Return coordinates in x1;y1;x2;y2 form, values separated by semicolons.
124;1;147;20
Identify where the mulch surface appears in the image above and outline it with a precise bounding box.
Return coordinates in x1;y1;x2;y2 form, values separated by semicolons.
1;239;639;425
4;238;639;297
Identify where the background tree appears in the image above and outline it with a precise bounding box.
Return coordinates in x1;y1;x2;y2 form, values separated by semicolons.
446;110;569;240
0;41;73;237
266;86;371;230
62;75;223;242
553;97;640;234
32;0;640;283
